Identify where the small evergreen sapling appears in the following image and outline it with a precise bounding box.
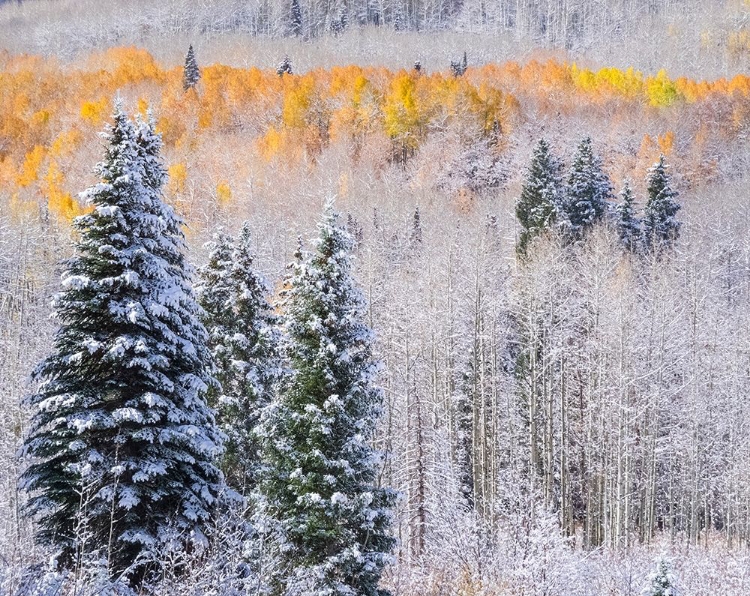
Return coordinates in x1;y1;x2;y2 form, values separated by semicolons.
642;557;677;596
616;180;641;252
450;51;468;77
196;224;280;494
515;138;563;254
20;104;222;581
183;44;201;91
277;56;293;76
410;206;423;246
257;199;396;596
643;155;681;251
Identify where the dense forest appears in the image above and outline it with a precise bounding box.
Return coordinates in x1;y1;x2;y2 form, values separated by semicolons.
1;1;750;595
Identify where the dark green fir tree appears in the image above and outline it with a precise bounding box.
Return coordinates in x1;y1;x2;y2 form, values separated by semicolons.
183;44;201;91
257;199;396;596
515;138;563;254
643;155;681;251
561;136;613;240
291;0;303;36
20;103;222;582
277;56;293;76
196;223;280;494
643;557;677;596
615;179;641;252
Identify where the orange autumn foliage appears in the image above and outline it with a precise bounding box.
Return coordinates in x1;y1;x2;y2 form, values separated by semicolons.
0;47;747;220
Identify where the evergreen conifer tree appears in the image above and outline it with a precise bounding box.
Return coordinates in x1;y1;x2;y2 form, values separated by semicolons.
290;0;303;36
329;6;347;35
615;180;641;252
643;557;677;596
257;200;396;596
515;138;563;254
410;206;423;245
277;56;293;76
20;104;223;581
183;45;201;91
450;52;468;77
196;224;280;493
393;3;405;30
561;136;613;240
454;356;476;510
345;213;363;245
643;155;681;251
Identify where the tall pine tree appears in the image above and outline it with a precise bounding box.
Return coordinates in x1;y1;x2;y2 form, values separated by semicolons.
290;0;303;36
196;223;280;494
257;200;395;596
615;180;641;252
561;136;613;240
515;138;563;254
643;155;681;251
20;104;223;580
183;45;201;91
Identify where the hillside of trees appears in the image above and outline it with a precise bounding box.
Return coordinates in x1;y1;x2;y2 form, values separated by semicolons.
1;4;750;595
0;0;748;77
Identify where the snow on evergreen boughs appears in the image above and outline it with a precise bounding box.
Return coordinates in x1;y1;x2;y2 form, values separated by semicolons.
20;103;223;581
560;136;613;240
450;52;468;76
642;556;677;596
453;350;477;509
643;155;681;251
515;138;563;254
329;7;348;35
183;45;201;91
13;556;137;596
257;199;396;596
409;206;422;246
290;0;303;36
277;56;293;76
616;180;641;252
196;223;280;494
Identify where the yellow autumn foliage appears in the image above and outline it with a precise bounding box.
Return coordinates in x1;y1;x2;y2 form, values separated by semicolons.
45;160;86;220
0;47;747;220
216;181;232;205
167;162;188;195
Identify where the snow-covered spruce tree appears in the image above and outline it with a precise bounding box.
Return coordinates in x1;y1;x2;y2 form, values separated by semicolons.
277;56;293;76
643;155;681;252
615;180;641;252
642;557;677;596
410;206;422;246
196;223;280;494
515;138;563;255
454;350;477;511
183;45;201;91
257;200;396;596
290;0;303;36
450;51;468;77
560;136;613;240
20;104;223;581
